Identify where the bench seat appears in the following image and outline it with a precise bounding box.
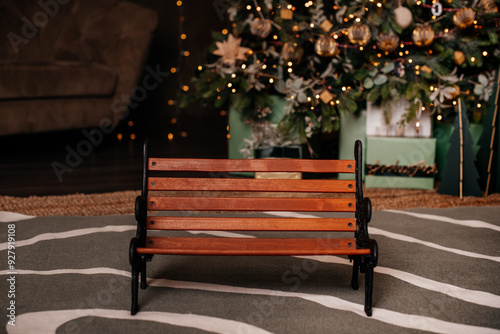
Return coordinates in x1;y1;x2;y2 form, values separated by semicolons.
137;236;372;256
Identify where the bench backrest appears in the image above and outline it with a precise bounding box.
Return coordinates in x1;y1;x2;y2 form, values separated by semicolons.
135;140;367;237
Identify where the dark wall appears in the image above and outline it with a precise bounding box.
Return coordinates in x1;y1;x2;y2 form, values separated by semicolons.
123;0;228;151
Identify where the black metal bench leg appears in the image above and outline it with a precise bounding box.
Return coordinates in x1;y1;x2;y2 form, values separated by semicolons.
364;264;374;317
140;256;148;289
351;256;360;290
130;237;140;315
131;261;139;315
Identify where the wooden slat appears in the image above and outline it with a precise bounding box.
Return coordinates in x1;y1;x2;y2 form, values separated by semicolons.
148;177;356;193
136;237;371;256
148;158;356;174
146;216;357;231
147;196;356;212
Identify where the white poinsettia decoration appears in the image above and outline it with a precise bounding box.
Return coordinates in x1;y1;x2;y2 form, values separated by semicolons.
213;34;251;65
474;72;495;101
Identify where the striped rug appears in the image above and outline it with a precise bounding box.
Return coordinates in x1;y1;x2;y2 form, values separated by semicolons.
1;207;499;333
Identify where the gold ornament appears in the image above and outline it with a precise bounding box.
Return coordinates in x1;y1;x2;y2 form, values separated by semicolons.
453;8;475;28
479;0;498;13
213;34;251;64
412;25;434;47
393;6;413;29
420;65;432;74
281;42;303;61
250;18;272;39
319;19;333;32
453;51;466;65
280;8;293;20
314;36;340;57
347;23;372;46
319;89;335;104
376;33;399;52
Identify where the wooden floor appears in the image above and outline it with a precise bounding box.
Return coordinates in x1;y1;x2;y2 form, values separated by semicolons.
0;129;228;197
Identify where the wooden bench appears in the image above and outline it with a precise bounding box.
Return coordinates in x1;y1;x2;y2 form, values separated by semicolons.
129;140;378;316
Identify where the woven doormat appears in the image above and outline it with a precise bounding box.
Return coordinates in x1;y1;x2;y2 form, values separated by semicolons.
0;189;499;216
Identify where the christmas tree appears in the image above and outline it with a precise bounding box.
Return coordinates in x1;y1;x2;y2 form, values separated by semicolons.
437;99;482;197
476;67;500;194
182;0;500;143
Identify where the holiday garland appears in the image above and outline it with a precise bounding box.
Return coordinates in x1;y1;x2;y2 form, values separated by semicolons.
182;0;500;143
